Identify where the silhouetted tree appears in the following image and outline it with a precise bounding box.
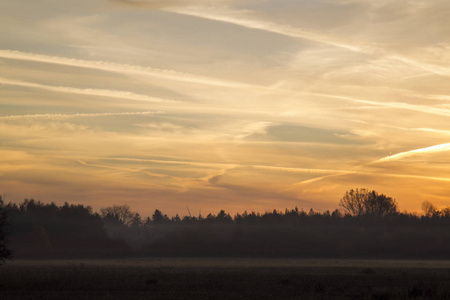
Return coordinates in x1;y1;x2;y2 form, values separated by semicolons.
0;196;12;263
339;188;397;217
440;207;450;217
171;214;181;222
421;200;438;218
152;209;169;224
130;213;143;227
144;217;152;226
339;189;366;216
216;210;232;223
100;205;137;226
5;199;128;259
6;193;450;260
365;190;398;217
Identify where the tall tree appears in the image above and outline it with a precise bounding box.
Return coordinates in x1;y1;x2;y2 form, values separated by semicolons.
339;188;367;216
0;195;12;263
421;200;438;217
364;190;398;217
100;205;137;226
339;188;397;217
152;209;169;224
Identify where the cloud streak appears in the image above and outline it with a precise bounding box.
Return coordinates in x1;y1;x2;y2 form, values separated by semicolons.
3;51;448;120
165;6;450;78
164;6;362;52
308;92;450;118
109;0;232;9
105;157;351;176
392;56;450;78
0;111;163;121
0;50;254;89
0;77;172;103
252;165;348;175
295;170;450;186
377;143;450;163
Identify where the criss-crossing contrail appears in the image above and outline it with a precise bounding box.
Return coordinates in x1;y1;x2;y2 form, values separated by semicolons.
165;6;450;78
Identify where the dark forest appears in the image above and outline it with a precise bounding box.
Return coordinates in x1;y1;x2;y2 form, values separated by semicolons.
2;189;450;260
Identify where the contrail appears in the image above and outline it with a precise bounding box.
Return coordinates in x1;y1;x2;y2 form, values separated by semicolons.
165;6;450;78
0;111;163;121
101;157;351;175
0;49;255;89
295;170;450;185
164;6;362;52
377;143;450;163
77;160;170;179
307;92;450;118
0;77;172;103
2;52;449;119
252;164;348;174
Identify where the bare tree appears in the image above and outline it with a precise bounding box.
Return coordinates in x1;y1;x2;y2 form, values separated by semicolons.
100;204;137;227
421;201;438;217
365;190;398;217
339;188;367;216
339;188;397;217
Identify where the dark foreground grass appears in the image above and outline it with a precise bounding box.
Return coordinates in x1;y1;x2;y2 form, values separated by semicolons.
1;259;450;299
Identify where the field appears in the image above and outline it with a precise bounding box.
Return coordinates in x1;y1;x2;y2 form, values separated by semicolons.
1;259;450;299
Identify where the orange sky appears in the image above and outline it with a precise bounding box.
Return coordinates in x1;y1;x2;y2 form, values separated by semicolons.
1;0;450;217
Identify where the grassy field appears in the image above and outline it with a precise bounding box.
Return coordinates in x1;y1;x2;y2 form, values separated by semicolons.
1;258;450;299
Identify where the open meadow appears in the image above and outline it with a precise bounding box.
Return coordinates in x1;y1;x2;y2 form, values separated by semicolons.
1;258;450;299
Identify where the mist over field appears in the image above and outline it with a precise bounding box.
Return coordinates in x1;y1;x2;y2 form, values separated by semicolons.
3;195;450;299
3;190;450;260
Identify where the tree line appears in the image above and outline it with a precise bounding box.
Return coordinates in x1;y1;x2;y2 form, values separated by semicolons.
1;189;450;260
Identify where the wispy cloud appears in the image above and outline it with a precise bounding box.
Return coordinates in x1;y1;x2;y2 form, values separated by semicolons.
3;0;450;212
294;172;352;185
164;6;362;52
0;111;163;121
234;121;274;139
376;124;450;136
105;157;350;176
416;128;450;135
412;93;450;102
391;55;450;78
4;51;448;119
0;77;172;103
164;6;450;79
104;157;239;170
0;50;254;89
252;165;349;175
109;0;233;8
294;170;450;186
308;92;450;118
383;173;450;183
377;143;450;162
77;160;172;179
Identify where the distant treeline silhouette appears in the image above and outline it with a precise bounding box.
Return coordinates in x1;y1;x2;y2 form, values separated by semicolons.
3;189;450;259
5;199;128;259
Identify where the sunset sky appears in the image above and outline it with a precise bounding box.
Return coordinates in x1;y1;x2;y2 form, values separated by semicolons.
1;0;450;217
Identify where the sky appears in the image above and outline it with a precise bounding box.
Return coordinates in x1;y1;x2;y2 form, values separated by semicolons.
1;0;450;217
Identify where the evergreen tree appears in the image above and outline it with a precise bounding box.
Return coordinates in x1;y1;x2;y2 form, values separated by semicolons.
0;196;12;263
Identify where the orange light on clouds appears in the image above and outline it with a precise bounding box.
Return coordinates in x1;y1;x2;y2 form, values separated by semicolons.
1;0;450;216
